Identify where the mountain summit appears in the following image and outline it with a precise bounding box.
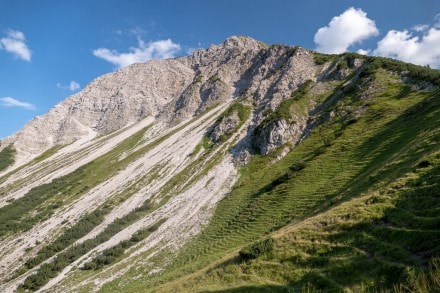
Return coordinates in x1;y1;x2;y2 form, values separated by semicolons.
0;37;439;292
1;36;314;167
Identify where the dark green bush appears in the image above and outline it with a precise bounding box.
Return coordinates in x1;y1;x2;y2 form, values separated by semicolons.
20;201;157;290
0;145;15;172
290;161;306;172
82;219;166;271
239;238;275;261
207;101;251;144
255;97;296;136
313;53;335;65
291;80;314;101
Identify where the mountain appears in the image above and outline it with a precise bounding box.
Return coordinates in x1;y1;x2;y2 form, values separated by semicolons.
0;36;439;292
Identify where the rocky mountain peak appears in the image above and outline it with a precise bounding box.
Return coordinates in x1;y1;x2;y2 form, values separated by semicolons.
222;35;266;49
1;36;319;169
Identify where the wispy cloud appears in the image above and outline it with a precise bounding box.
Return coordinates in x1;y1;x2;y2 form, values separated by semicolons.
314;7;378;54
0;97;35;110
412;24;429;32
69;81;80;91
57;81;81;91
435;13;440;29
93;38;181;69
0;30;32;61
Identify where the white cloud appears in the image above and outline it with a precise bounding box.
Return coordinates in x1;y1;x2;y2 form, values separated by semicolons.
314;7;379;54
435;13;440;29
57;81;81;91
0;97;35;110
0;30;32;61
69;81;80;91
373;27;440;68
357;49;370;55
93;39;181;69
412;24;429;32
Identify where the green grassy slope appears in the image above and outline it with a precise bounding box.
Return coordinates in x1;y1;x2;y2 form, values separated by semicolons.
99;60;440;292
0;146;15;173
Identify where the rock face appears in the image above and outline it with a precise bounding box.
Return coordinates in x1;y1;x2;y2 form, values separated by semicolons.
1;59;195;165
253;118;305;155
0;36;326;168
209;110;241;143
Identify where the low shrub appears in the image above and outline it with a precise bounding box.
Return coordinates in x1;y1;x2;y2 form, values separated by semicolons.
239;238;275;261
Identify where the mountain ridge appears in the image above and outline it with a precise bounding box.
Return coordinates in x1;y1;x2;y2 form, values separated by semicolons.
0;36;316;172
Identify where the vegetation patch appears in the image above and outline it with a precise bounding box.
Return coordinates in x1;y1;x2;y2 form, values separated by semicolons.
33;145;65;163
291;79;314;101
209;75;221;82
0;126;152;238
0;145;15;173
206;101;251;144
313;52;335;65
255;96;298;136
20;200;155;291
193;75;204;83
360;56;440;85
239;238;275;261
82;218;167;270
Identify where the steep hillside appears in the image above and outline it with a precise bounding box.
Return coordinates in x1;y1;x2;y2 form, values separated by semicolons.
0;36;439;292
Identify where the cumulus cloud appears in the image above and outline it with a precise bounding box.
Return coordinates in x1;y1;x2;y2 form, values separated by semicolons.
357;49;370;55
57;81;81;91
314;7;379;54
93;39;181;69
0;30;32;61
0;97;35;110
373;27;440;68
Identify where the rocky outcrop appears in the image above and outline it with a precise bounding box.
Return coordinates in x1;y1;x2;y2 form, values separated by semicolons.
209;110;241;143
171;75;233;120
253;118;305;155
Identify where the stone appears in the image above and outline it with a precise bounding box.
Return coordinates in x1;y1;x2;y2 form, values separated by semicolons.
209;110;241;143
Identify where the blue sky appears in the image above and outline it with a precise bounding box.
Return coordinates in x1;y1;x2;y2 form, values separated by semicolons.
0;0;438;139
